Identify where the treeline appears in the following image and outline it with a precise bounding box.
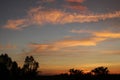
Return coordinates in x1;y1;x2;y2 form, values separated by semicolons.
39;67;120;80
0;53;120;80
0;53;39;80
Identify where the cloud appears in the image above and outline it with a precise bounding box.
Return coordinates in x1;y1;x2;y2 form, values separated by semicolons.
102;50;120;55
2;6;120;30
93;32;120;38
64;5;87;11
70;29;92;33
27;36;106;54
65;0;87;11
71;29;120;38
26;29;120;54
53;38;105;47
0;43;16;50
28;7;120;24
28;7;65;25
28;43;58;52
3;19;28;30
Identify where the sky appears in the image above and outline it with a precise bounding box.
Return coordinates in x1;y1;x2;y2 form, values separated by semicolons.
0;0;120;75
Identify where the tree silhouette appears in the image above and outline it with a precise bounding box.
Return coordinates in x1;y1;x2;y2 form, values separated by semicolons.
0;54;12;69
22;56;39;77
91;66;109;75
0;54;20;79
69;68;83;75
69;68;84;80
10;61;21;79
0;54;40;80
0;53;120;80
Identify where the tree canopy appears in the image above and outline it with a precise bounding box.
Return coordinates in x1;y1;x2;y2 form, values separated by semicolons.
0;54;39;80
91;66;109;75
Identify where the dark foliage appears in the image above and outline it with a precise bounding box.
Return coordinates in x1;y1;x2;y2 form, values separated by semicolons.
22;56;39;79
0;53;120;80
0;54;39;80
91;66;109;75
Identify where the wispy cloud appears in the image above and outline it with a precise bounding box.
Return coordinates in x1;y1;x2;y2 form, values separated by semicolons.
3;19;28;30
53;38;105;47
64;5;87;11
27;36;106;54
93;31;120;38
71;29;120;38
101;50;120;55
2;5;120;30
70;29;92;33
29;7;120;24
29;43;58;52
65;0;87;11
24;29;120;55
0;43;16;50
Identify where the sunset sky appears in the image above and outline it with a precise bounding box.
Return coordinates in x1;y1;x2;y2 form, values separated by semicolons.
0;0;120;75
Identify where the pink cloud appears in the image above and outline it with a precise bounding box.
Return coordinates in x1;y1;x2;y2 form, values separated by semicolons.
28;7;120;24
2;6;120;30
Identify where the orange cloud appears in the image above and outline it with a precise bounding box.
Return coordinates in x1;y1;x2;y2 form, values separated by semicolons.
53;38;104;47
71;29;120;38
101;50;120;55
93;32;120;38
3;19;28;30
82;63;111;68
65;5;87;11
29;7;120;24
0;43;16;50
2;6;120;30
28;8;65;25
28;36;106;54
29;43;59;52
